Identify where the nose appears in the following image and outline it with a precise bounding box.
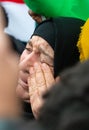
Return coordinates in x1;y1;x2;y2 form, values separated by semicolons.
19;50;40;72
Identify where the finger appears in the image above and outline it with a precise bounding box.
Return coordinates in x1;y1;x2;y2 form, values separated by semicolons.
28;10;41;17
34;16;42;23
42;63;55;89
28;10;35;16
34;62;47;96
28;10;42;23
28;67;38;98
28;67;44;118
16;84;30;100
31;94;44;119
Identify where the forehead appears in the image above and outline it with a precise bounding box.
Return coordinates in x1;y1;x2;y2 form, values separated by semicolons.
28;35;51;48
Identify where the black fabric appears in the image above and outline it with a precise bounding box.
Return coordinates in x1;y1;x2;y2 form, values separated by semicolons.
32;17;85;77
52;17;85;77
9;35;26;55
32;20;55;49
22;102;34;120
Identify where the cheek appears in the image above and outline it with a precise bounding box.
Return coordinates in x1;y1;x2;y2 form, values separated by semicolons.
20;50;27;62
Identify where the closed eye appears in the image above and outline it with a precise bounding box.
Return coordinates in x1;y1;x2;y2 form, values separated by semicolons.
25;47;33;53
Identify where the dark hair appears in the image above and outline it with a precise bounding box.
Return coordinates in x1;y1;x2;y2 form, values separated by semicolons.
0;4;8;27
38;60;89;130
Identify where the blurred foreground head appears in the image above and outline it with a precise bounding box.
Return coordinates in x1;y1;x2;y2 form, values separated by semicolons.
38;60;89;130
0;5;22;118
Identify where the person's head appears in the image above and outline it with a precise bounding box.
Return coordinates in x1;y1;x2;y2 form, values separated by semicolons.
0;5;23;118
17;17;85;101
0;4;18;82
38;60;89;130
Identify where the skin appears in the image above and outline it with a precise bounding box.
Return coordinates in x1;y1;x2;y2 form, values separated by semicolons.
28;10;43;23
28;62;55;118
17;35;56;118
28;10;48;23
0;37;21;118
27;10;60;118
0;5;22;118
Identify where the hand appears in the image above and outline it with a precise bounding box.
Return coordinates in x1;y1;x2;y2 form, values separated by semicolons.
28;62;55;118
28;10;43;23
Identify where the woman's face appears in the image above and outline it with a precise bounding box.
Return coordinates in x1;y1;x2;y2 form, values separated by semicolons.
17;36;54;101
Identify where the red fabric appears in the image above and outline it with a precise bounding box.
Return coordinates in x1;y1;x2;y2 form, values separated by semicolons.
0;0;24;3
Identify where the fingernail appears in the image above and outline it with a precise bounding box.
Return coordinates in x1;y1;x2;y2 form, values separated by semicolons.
29;67;34;74
34;62;39;68
42;63;47;69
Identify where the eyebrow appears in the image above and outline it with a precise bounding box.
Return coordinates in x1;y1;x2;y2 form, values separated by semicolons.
28;40;33;47
27;40;53;59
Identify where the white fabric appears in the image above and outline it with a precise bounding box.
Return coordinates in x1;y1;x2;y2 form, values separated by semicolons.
1;2;35;42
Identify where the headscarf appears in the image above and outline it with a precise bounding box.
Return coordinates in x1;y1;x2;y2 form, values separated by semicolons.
32;17;85;77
